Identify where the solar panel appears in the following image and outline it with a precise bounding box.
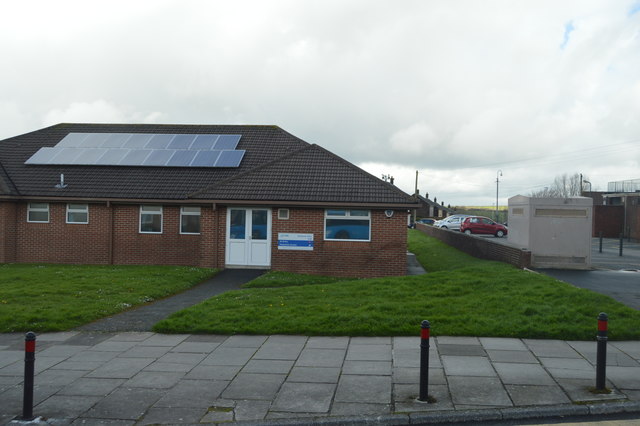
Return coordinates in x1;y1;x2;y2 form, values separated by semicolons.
215;150;245;167
120;149;151;165
142;149;174;166
74;148;107;164
25;147;58;164
168;135;196;150
191;135;218;150
167;150;197;167
48;148;85;164
95;149;128;165
191;150;221;167
102;133;131;148
25;133;244;168
123;134;153;149
214;135;241;150
56;133;88;147
146;134;175;149
82;133;111;147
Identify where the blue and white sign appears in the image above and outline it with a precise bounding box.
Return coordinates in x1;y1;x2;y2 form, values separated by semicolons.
278;233;314;251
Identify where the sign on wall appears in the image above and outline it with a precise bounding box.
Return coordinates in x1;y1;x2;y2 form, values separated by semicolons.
278;233;314;251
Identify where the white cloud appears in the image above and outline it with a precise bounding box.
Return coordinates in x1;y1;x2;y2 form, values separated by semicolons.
1;0;639;205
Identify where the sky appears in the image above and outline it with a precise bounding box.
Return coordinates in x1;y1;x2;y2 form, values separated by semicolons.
1;0;639;207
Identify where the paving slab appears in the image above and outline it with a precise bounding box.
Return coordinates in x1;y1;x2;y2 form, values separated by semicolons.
287;366;341;383
505;384;571;405
137;407;205;425
394;383;454;412
441;355;496;376
346;344;392;361
493;362;556;385
271;382;335;412
486;349;539;363
83;387;165;420
57;378;125;396
295;347;346;367
221;373;286;400
335;375;391;404
2;332;640;425
153;379;228;408
447;376;512;407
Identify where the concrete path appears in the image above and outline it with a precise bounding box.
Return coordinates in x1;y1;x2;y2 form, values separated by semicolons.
1;332;639;425
77;269;266;332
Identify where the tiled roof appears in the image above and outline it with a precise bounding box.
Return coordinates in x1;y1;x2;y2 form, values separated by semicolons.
190;144;413;204
0;123;417;207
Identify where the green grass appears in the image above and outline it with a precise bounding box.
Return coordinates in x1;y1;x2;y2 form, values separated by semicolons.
243;271;356;288
0;264;216;332
154;231;640;340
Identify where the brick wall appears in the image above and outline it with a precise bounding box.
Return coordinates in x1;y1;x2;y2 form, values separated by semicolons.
271;208;407;277
2;201;407;276
112;205;216;268
593;205;624;238
416;223;531;269
15;202;111;264
0;201;17;262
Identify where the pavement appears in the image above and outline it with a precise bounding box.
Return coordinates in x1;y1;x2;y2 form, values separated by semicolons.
2;332;640;425
1;254;640;425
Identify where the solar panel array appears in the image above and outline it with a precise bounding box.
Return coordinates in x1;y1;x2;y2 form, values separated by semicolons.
25;133;246;168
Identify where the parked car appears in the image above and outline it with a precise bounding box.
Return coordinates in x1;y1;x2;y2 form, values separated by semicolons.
434;215;469;231
416;218;435;225
460;216;508;237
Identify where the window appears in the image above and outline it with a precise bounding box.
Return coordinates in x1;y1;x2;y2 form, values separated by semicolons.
325;209;370;241
180;206;201;234
278;208;290;220
66;203;88;224
27;203;49;223
140;205;162;233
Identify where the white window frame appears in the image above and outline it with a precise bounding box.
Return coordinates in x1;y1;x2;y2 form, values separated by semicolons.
278;208;290;220
139;205;163;234
27;202;49;223
66;203;89;224
324;209;371;242
180;206;201;235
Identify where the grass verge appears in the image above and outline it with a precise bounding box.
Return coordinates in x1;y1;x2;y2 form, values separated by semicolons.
0;264;216;332
154;231;640;339
242;271;355;288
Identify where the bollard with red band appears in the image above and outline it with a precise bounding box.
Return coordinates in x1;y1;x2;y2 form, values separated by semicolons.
596;313;608;390
21;331;36;421
419;320;430;401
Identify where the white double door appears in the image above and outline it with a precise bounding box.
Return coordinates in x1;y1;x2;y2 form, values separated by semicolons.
225;208;271;267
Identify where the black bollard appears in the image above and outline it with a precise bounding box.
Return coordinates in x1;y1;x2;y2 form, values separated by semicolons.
21;332;36;421
419;320;430;401
619;233;623;257
596;313;608;391
599;232;603;253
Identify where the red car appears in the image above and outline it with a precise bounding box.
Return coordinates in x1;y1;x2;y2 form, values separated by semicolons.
460;216;508;237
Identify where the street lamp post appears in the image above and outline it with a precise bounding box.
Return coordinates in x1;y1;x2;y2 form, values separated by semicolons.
496;170;503;222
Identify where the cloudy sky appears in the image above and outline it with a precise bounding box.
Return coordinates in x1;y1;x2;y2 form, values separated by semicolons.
1;0;639;206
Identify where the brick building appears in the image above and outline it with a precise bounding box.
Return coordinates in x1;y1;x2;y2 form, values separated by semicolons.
0;124;417;277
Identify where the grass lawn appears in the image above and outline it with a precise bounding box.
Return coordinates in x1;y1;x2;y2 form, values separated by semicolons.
154;231;640;340
0;264;216;332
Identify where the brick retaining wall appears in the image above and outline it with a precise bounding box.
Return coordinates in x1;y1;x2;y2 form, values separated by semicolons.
415;224;531;269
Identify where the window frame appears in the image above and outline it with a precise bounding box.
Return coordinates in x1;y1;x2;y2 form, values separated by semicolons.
27;202;50;223
66;203;89;224
324;209;371;242
180;206;201;235
139;205;163;234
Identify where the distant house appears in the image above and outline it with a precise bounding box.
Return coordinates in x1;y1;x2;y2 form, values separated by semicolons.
413;193;454;219
0;124;418;277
